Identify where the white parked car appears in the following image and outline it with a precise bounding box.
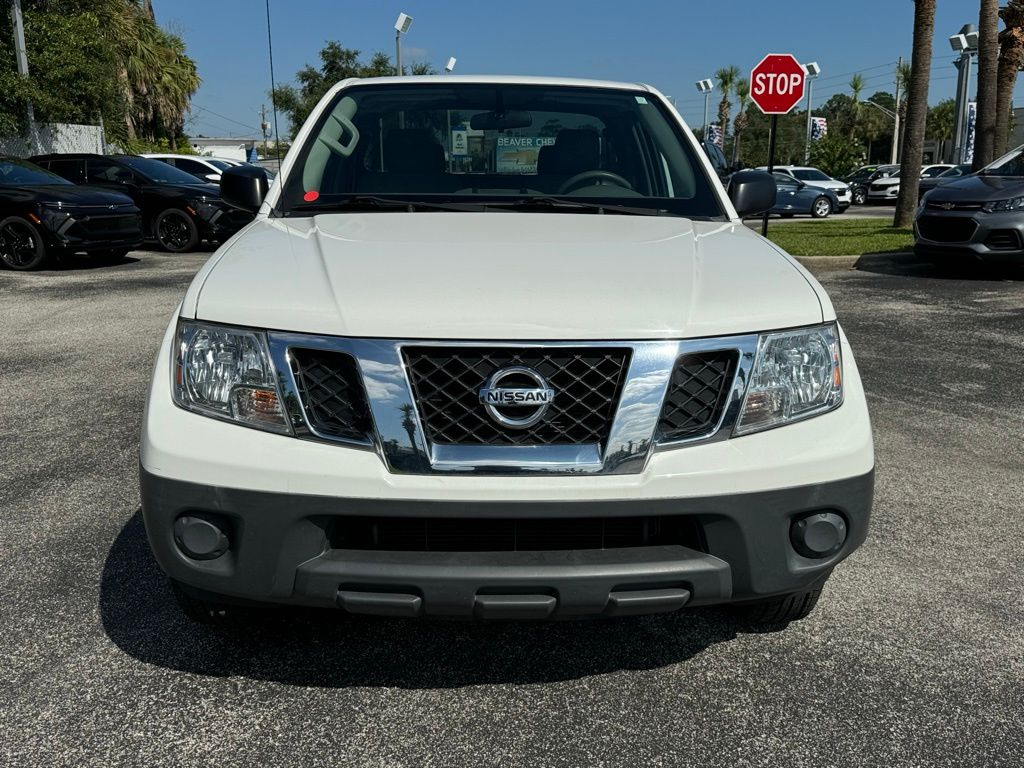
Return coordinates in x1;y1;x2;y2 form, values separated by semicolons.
142;153;235;183
867;164;954;202
758;165;852;210
141;75;874;625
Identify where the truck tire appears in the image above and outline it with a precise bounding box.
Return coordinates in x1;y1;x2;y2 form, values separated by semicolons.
732;580;826;624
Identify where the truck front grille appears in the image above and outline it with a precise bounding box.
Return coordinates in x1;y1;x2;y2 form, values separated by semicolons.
403;347;631;446
290;348;373;442
330;514;703;552
658;350;738;441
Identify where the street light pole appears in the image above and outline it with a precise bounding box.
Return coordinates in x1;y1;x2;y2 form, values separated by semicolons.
394;12;412;76
950;25;979;164
803;62;820;163
695;79;713;140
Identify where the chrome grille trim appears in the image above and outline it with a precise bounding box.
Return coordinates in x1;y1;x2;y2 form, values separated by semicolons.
266;334;759;476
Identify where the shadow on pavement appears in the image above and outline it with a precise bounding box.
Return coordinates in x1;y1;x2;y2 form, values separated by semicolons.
42;254;142;271
101;511;754;689
854;251;1023;281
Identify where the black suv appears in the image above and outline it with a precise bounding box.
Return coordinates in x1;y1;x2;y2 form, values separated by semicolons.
30;154;254;252
0;156;142;270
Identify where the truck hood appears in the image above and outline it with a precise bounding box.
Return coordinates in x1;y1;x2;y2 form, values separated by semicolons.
190;213;824;340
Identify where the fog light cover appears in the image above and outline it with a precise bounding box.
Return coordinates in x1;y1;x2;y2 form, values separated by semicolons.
735;323;843;435
173;321;289;433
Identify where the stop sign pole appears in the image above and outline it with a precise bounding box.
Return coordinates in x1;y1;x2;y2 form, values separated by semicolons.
750;54;806;235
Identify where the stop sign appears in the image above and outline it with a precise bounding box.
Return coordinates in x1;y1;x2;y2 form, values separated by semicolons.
750;54;805;114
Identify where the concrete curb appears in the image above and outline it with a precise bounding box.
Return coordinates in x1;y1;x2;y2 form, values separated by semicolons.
795;251;916;271
793;255;861;270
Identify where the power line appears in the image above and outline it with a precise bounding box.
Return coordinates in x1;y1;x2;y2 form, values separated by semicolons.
191;104;261;133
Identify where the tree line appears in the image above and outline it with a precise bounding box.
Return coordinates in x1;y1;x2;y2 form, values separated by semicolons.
0;0;199;151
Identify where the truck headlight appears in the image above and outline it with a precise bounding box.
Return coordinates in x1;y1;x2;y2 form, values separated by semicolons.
173;321;289;433
735;323;843;435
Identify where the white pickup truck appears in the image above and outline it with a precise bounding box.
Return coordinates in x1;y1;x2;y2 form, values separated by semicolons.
141;75;873;624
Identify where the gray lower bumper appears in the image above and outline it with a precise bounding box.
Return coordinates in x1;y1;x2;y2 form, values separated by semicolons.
140;469;873;619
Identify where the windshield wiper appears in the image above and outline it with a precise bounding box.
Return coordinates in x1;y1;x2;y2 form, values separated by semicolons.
481;197;670;216
289;195;484;213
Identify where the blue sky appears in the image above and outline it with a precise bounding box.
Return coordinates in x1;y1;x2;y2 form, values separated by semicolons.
153;0;993;139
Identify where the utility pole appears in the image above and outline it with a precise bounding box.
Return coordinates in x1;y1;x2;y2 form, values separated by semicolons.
891;56;902;164
10;0;36;137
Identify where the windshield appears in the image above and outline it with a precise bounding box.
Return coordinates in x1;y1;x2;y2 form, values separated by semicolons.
117;156;211;185
980;146;1024;176
940;165;969;178
922;166;948;178
0;157;72;186
791;169;831;181
280;83;724;218
206;159;232;171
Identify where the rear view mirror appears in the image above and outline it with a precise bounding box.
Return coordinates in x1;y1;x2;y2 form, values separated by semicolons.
728;170;777;218
221;165;269;213
470;110;533;131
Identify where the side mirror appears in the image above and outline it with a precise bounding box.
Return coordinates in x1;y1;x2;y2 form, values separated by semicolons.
221;165;269;212
728;170;777;218
205;173;220;183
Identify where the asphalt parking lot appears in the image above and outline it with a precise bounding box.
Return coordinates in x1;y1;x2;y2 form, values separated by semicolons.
2;248;1023;767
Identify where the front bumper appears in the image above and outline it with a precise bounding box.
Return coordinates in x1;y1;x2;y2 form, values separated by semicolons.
867;188;899;201
141;468;873;619
914;209;1024;264
42;211;143;253
141;320;874;618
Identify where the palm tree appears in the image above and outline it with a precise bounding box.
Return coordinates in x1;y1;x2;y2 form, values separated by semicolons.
895;0;937;228
151;29;201;146
847;73;865;135
996;1;1024;156
97;0;199;144
714;65;739;148
973;0;1000;170
731;78;750;167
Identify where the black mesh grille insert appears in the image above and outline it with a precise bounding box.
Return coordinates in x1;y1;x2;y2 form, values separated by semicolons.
330;515;703;552
290;348;373;441
403;347;631;446
658;350;737;442
917;216;978;243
